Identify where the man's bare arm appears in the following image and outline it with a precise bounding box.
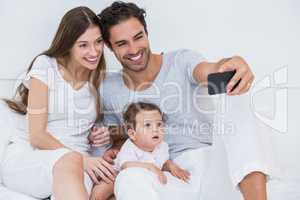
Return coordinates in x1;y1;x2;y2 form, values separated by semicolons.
193;56;254;95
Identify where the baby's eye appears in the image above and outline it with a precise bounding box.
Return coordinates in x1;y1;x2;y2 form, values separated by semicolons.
157;122;164;127
144;123;151;127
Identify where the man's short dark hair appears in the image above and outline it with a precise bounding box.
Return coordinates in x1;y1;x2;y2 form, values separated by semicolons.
98;1;148;48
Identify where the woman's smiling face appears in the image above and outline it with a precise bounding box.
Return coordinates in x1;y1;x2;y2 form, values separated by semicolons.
69;25;104;70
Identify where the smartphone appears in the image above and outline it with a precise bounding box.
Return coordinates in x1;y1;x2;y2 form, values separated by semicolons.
207;70;240;95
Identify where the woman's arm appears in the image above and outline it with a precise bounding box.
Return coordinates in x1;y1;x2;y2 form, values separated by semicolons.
28;78;117;184
28;77;65;149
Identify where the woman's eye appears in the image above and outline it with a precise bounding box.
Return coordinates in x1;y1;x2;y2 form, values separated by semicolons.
79;43;87;48
96;39;103;44
157;122;163;127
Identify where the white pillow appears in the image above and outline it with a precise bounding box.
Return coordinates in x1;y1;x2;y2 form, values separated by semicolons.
0;102;41;200
0;101;25;183
0;183;39;200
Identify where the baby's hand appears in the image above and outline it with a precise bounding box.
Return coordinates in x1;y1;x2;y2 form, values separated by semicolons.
148;164;167;184
168;162;190;183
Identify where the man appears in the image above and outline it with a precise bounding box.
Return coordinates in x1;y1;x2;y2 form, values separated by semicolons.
92;1;272;200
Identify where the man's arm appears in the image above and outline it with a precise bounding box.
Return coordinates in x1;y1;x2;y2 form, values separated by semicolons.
193;56;254;95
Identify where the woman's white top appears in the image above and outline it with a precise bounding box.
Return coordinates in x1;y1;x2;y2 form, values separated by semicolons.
10;55;97;154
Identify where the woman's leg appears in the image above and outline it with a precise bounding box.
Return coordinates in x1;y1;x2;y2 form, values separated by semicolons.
2;143;88;199
52;151;88;200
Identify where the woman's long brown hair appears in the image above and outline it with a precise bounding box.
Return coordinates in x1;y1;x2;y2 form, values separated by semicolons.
4;6;106;120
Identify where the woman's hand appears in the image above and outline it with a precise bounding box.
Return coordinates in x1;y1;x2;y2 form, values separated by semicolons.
88;125;111;147
83;155;116;184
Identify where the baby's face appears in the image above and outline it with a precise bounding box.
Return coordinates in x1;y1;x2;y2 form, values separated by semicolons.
130;110;165;152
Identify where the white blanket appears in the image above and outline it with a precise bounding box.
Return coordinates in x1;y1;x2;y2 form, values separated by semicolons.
0;184;39;200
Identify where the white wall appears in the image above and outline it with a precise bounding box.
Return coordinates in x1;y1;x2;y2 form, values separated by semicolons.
0;0;299;199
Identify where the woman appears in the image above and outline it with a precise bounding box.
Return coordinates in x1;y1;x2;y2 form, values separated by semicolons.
2;6;114;200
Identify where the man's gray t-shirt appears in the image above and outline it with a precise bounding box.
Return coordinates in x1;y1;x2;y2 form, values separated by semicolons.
100;49;214;159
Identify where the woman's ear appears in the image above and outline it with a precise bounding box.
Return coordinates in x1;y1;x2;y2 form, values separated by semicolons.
127;128;136;141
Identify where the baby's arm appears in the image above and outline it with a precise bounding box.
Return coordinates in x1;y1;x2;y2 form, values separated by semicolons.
121;161;167;184
163;160;190;182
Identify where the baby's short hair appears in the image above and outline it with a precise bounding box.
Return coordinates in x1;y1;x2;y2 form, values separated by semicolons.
123;102;165;131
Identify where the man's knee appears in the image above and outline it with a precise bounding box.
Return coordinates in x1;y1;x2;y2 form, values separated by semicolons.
239;171;267;189
239;171;267;200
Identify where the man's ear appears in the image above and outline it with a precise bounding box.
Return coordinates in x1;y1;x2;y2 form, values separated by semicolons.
127;128;136;141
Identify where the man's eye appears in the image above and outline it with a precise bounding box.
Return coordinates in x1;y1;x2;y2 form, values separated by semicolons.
118;43;125;47
135;35;143;40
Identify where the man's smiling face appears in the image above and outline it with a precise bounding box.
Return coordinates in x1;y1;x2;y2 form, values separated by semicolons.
108;17;151;73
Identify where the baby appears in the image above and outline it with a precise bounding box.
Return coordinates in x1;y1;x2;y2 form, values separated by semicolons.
90;102;190;200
